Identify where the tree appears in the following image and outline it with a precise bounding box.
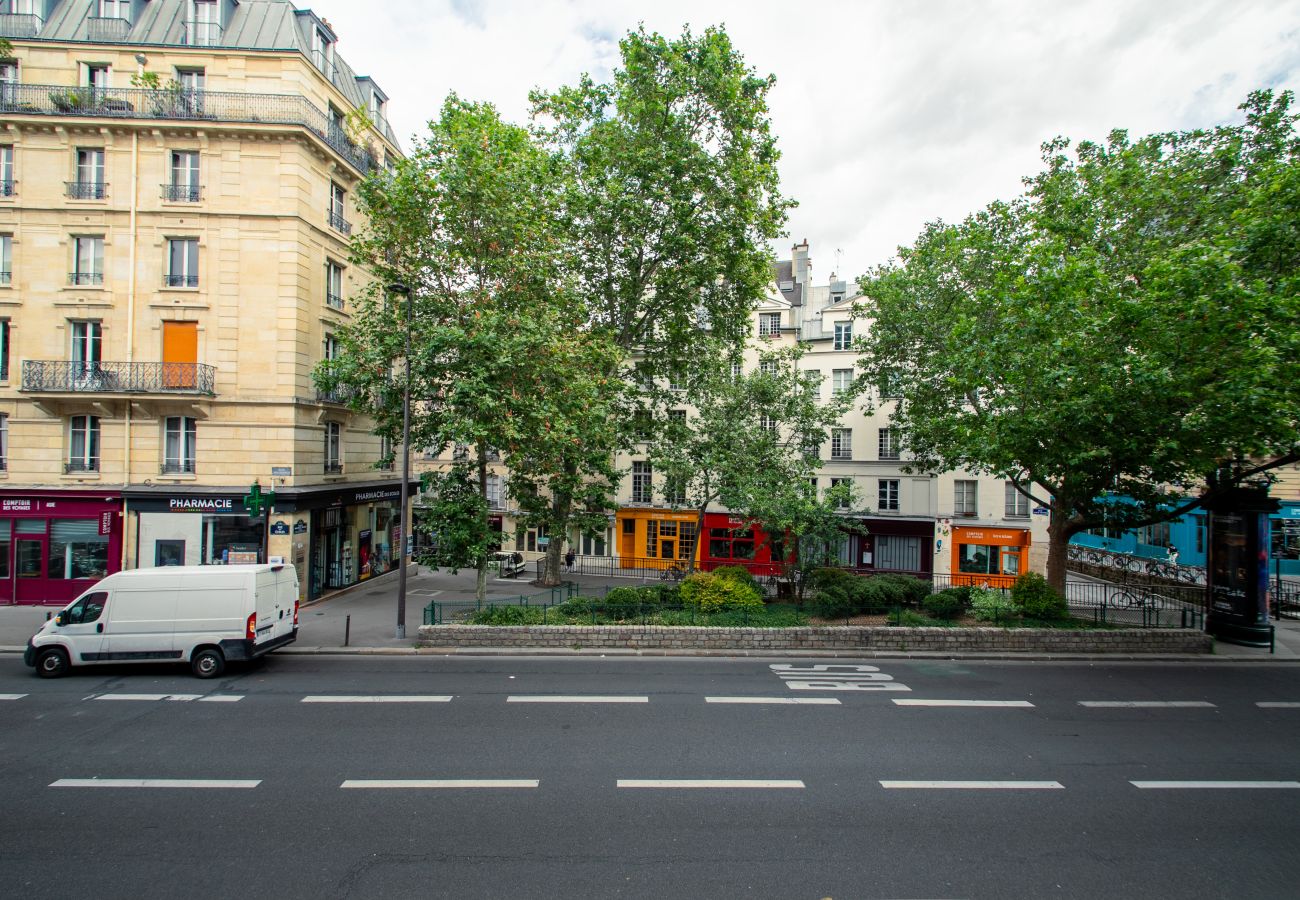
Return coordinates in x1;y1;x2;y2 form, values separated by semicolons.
857;90;1300;592
650;346;862;575
525;24;793;584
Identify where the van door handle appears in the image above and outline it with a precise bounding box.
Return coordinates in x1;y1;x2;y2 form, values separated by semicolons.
96;623;103;633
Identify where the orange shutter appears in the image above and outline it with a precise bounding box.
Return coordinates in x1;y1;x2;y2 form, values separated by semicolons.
162;321;198;388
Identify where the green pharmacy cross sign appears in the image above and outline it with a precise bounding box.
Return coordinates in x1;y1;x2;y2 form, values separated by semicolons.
243;480;276;518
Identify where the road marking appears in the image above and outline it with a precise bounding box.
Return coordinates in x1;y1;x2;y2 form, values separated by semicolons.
1131;781;1300;790
507;696;648;703
617;779;805;789
341;779;539;789
770;663;911;693
198;695;244;702
893;699;1035;708
94;694;203;702
705;697;841;705
301;695;454;703
881;780;1063;790
1079;701;1215;708
0;693;27;700
1256;702;1300;708
51;778;260;789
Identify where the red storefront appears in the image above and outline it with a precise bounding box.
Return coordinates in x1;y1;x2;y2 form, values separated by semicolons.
698;513;791;576
850;518;934;577
0;491;123;606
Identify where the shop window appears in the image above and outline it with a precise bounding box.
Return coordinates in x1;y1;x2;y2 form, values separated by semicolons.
878;478;899;511
679;522;697;560
1005;482;1030;518
709;527;754;560
0;519;9;578
582;530;608;556
954;480;978;517
48;519;109;580
876;535;921;572
645;519;658;558
958;544;997;575
204;515;263;565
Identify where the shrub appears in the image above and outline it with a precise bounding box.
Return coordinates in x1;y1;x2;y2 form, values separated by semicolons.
603;586;644;614
712;565;760;592
970;587;1019;623
857;577;906;609
890;609;949;627
469;605;545;625
873;574;931;607
808;567;856;595
922;590;967;620
1012;572;1068;620
812;590;858;620
679;571;763;612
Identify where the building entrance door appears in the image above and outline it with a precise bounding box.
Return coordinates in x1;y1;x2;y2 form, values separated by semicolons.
15;536;46;604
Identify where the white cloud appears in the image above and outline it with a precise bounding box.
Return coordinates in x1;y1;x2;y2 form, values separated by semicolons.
317;0;1300;280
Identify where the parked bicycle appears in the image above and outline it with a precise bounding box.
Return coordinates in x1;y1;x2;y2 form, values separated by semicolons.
660;563;686;583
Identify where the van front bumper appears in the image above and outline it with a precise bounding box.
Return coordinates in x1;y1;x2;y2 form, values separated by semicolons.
218;628;298;662
23;639;35;668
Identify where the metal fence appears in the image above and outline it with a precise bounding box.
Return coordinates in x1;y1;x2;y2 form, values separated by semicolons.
22;360;216;395
423;581;580;625
1067;544;1207;586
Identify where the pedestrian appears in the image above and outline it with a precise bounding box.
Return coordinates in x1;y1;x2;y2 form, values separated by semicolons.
1167;545;1179;567
565;548;576;573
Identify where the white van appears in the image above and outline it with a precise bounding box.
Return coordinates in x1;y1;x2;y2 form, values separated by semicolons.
24;564;299;679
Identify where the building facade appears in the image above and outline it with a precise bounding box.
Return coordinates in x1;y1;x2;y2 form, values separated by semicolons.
0;0;410;603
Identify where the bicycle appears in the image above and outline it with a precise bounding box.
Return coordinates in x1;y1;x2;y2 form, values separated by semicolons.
660;563;685;583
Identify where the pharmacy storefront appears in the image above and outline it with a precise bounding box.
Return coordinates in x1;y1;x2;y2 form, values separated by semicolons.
0;491;123;606
127;490;270;568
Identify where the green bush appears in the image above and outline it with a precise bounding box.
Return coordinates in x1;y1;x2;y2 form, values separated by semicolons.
808;567;856;594
812;590;857;620
890;609;950;627
469;605;545;625
1011;572;1068;620
712;565;760;592
679;571;763;612
970;587;1019;623
857;577;905;610
872;574;931;607
603;587;644;613
922;590;967;620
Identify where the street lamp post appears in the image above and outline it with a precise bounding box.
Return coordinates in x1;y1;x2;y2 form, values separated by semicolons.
390;281;412;639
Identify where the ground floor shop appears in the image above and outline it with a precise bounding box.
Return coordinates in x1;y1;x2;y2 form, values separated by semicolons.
947;525;1031;588
616;508;701;570
849;518;933;577
0;491;123;605
697;512;790;576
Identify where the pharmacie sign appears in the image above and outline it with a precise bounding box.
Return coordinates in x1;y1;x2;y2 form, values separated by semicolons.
167;497;235;512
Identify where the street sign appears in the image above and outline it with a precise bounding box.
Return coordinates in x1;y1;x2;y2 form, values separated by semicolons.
271;466;292;477
1032;507;1050;516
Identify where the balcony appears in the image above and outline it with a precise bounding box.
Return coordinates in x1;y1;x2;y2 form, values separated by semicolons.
183;20;223;46
68;272;104;286
66;181;107;200
0;270;9;285
164;274;199;288
23;361;217;396
161;183;202;202
86;16;130;42
327;209;352;235
324;462;343;475
0;180;14;197
2;83;378;174
0;13;42;38
64;459;99;475
326;292;343;309
161;460;196;475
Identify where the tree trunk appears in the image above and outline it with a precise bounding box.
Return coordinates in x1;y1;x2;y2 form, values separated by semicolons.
689;504;708;574
475;560;488;603
539;489;573;586
475;449;490;604
1045;508;1071;595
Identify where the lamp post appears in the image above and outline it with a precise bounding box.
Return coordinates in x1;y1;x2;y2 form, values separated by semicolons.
390;281;412;639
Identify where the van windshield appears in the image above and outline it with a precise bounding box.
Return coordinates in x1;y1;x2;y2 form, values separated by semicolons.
65;591;108;624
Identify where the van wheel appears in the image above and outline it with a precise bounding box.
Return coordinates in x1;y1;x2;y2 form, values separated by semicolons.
36;647;69;678
191;648;225;679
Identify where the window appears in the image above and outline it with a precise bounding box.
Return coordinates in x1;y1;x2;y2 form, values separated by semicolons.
878;428;899;460
804;369;822;398
758;312;781;337
312;25;333;76
1138;521;1171;548
0;144;13;196
1194;515;1206;555
878;478;900;511
730;360;742;381
84;64;109;92
48;520;109;580
324;422;342;473
829;477;852;509
876;535;922;572
831;428;852;460
581;529;608;557
166;151;200;201
0;319;8;381
163;416;197;474
175;68;205;113
71;236;104;285
632;461;653;503
708;526;755;561
877;374;901;401
68;415;100;473
1005;482;1030;518
70;321;102;376
0;233;10;284
188;0;220;46
0;413;7;470
0;61;16;108
328;182;350;234
485;473;502;508
70;149;106;199
166;238;199;287
954;480;978;517
377;434;393;470
807;477;817;498
833;321;853;351
326;260;344;309
99;0;131;20
665;474;686;506
759;359;778;376
832;368;853;396
759;414;778;435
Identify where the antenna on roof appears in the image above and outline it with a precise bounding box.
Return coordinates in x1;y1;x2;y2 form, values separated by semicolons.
835;248;843;277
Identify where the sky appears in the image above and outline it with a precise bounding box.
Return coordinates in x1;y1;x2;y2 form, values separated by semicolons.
315;0;1300;285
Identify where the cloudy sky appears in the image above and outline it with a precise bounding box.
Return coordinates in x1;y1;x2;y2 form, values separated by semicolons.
316;0;1300;283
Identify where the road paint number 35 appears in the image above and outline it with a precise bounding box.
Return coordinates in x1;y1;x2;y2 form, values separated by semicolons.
770;663;911;692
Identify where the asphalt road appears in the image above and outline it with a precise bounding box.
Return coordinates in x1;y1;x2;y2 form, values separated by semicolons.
3;655;1300;899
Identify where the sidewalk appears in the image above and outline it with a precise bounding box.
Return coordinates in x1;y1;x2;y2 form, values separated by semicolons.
3;565;1300;661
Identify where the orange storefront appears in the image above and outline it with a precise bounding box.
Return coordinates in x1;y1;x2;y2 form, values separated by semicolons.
616;508;700;570
950;526;1030;588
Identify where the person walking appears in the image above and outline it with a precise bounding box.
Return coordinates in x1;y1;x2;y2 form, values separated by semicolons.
564;548;576;573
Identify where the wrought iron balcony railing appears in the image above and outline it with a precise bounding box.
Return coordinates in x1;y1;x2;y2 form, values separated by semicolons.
161;183;202;202
164;274;199;288
23;361;217;395
183;20;222;46
4;83;378;174
0;13;42;38
86;16;130;42
65;459;99;474
0;270;9;285
66;181;107;199
0;179;14;197
327;209;352;235
161;460;197;475
68;272;104;286
324;462;344;474
326;292;344;309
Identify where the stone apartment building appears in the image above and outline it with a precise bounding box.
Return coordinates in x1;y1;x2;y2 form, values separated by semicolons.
0;0;411;604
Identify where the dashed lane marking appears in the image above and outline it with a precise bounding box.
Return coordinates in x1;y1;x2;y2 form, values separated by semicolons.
1079;701;1215;708
507;696;648;703
1256;702;1300;708
881;780;1063;790
705;697;841;705
893;699;1035;708
1131;781;1300;790
341;779;538;789
617;779;805;789
94;694;203;702
301;695;453;703
0;694;27;700
51;778;260;789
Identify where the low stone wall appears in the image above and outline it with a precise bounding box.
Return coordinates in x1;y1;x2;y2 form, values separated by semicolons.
416;625;1213;655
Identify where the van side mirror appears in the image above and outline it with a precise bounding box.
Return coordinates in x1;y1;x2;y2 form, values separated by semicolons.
55;611;68;627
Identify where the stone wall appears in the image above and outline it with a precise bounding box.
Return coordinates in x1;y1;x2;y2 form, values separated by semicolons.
416;625;1213;654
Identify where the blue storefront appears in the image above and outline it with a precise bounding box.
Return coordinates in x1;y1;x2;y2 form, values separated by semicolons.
1271;501;1300;579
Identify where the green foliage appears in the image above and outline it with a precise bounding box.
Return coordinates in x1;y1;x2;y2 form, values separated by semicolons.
872;574;931;607
414;465;500;572
970;588;1019;623
712;565;759;592
922;590;968;620
679;571;763;612
890;609;951;627
811;590;857;621
1011;573;1068;620
859;89;1300;591
470;605;546;625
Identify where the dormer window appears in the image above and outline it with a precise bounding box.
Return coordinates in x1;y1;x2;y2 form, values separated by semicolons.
311;26;333;77
99;0;130;21
187;0;221;46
